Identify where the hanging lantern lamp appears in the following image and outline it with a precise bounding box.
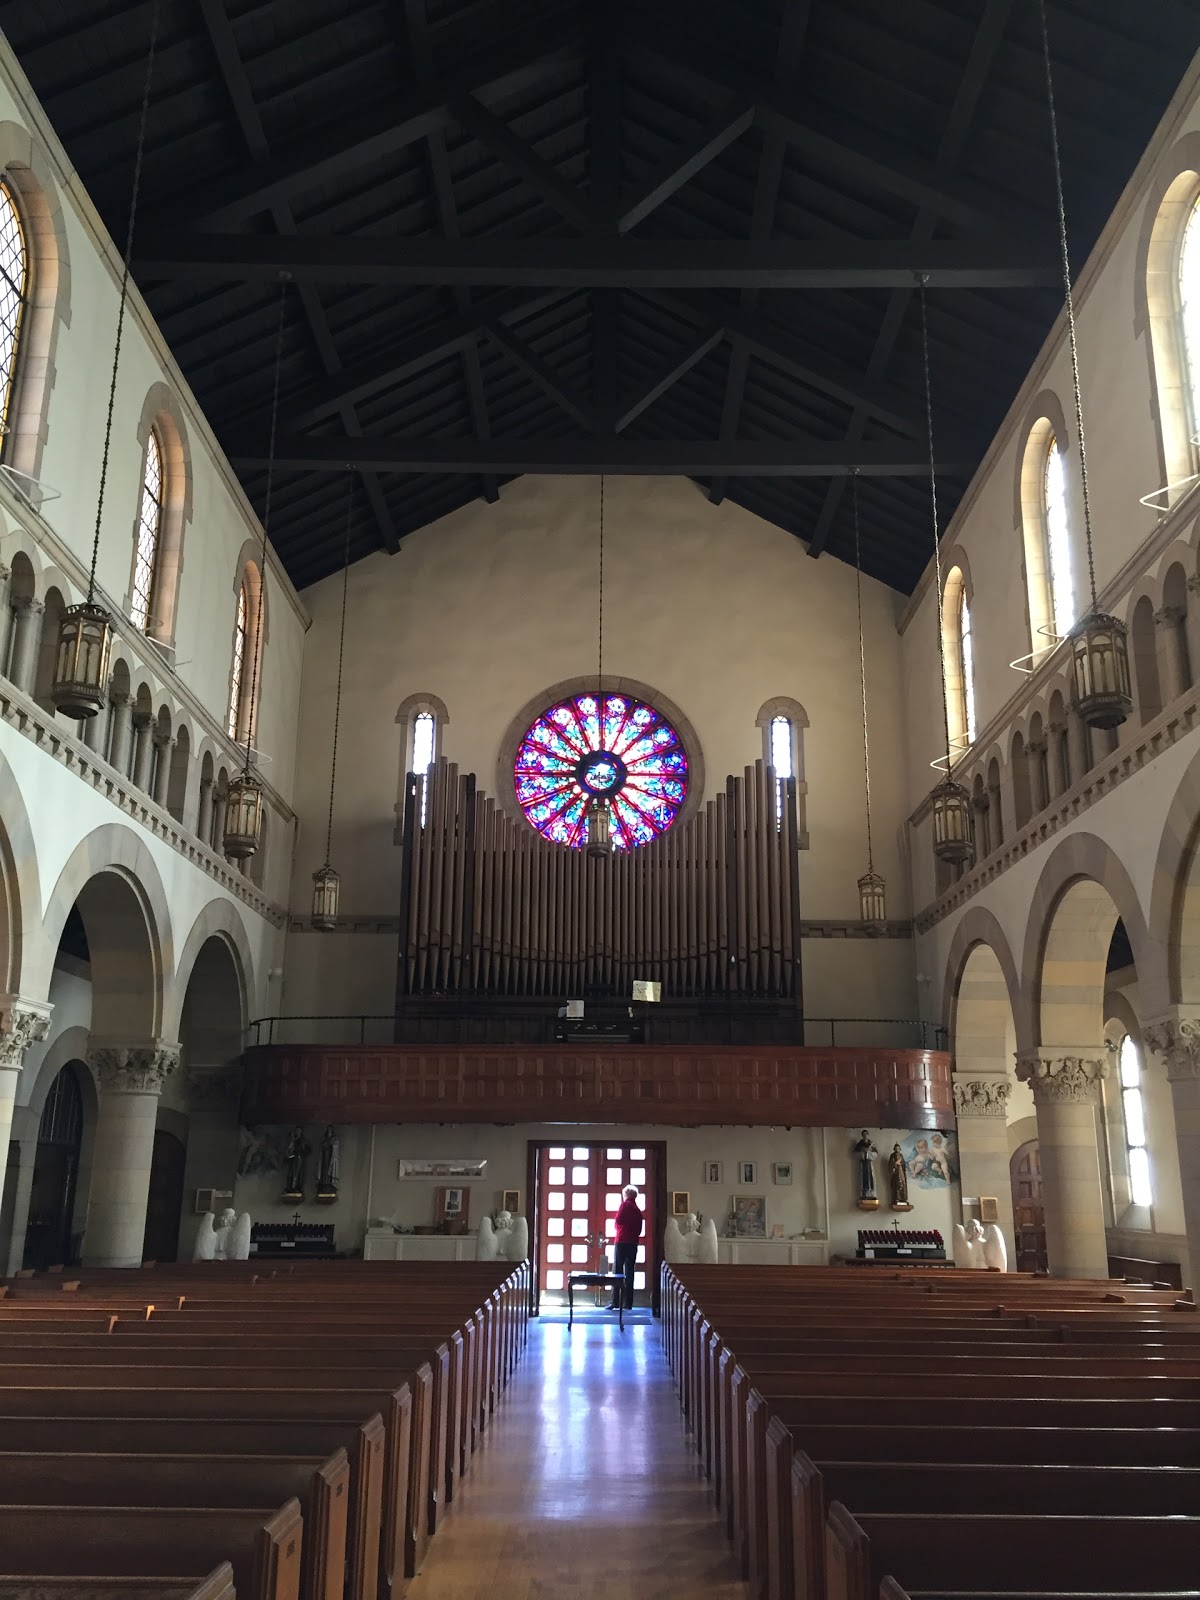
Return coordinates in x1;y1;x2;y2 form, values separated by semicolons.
1038;0;1131;730
224;279;287;861
916;280;975;869
52;4;159;717
312;474;354;929
585;797;612;859
851;471;887;925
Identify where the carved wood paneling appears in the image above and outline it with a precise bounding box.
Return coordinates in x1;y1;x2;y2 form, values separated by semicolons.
241;1045;953;1128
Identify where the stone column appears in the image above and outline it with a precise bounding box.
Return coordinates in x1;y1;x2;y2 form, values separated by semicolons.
1186;577;1200;690
952;1076;1015;1264
0;998;53;1240
1028;740;1048;814
0;563;12;678
152;734;174;809
197;776;214;843
1155;606;1189;704
1047;721;1067;798
7;596;42;695
1143;1012;1200;1295
83;1041;179;1268
131;714;154;792
211;785;228;853
108;691;134;774
4;1134;36;1276
1067;707;1090;785
83;699;109;755
1015;1050;1110;1278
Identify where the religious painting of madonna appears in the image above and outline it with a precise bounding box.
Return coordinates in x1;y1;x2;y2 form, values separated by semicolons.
731;1195;767;1238
901;1130;959;1187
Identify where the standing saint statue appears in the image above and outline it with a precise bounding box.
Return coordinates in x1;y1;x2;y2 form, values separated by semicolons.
316;1125;340;1202
282;1126;311;1201
888;1143;912;1210
853;1130;879;1204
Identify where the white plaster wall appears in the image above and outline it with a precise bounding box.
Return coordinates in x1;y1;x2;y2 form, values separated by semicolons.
286;475;915;1021
0;44;307;808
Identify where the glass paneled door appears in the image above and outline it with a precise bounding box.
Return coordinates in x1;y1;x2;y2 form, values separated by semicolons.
537;1143;652;1304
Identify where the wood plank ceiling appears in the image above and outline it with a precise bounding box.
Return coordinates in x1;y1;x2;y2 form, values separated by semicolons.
5;0;1198;593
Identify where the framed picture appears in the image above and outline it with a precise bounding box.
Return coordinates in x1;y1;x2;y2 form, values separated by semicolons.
773;1161;793;1186
501;1189;521;1213
397;1158;486;1180
732;1194;767;1239
671;1190;691;1215
739;1160;757;1186
704;1160;723;1185
435;1186;470;1232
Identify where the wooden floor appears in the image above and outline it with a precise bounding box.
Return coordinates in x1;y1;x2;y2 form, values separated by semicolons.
407;1309;752;1599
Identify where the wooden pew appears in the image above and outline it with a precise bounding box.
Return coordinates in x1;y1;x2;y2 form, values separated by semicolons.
0;1503;302;1600
825;1505;1200;1600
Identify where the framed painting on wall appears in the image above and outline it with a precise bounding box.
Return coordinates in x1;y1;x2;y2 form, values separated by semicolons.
704;1161;723;1184
732;1195;767;1238
671;1190;691;1215
501;1189;521;1213
773;1161;793;1185
739;1161;757;1186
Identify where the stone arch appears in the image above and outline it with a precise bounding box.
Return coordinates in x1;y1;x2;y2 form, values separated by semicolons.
0;121;72;496
1146;739;1200;1009
495;674;706;828
127;383;193;651
167;897;253;1046
942;905;1026;1052
1130;591;1163;724
0;742;40;996
37;824;174;1037
1021;832;1162;1043
32;583;66;714
1134;130;1200;507
1016;392;1074;655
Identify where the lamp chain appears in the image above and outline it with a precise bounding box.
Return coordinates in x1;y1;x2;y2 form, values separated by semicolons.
919;277;954;772
243;279;287;776
87;0;159;603
324;474;353;866
1038;0;1097;610
597;472;605;692
852;470;874;875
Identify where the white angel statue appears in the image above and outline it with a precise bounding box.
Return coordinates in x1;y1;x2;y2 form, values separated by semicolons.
192;1207;252;1263
476;1211;529;1263
953;1218;1008;1271
663;1214;719;1265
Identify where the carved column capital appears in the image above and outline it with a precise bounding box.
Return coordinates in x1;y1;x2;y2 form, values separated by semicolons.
1155;604;1185;629
0;997;53;1070
1143;1013;1200;1082
89;1040;181;1095
11;595;43;619
109;690;133;710
952;1076;1011;1117
1014;1050;1108;1103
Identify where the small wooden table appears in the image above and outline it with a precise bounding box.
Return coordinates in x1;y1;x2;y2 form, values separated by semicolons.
566;1271;625;1330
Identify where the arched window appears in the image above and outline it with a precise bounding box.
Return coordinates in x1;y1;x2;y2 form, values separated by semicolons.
1118;1035;1152;1208
941;564;975;750
756;698;809;847
959;589;977;745
1179;194;1200;436
0;180;28;446
769;713;793;828
413;709;436;826
227;579;248;738
1043;433;1076;637
394;694;448;841
131;425;164;632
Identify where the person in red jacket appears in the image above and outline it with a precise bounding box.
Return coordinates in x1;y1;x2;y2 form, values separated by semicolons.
608;1184;643;1311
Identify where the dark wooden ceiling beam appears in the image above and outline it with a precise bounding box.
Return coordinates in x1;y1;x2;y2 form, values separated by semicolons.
616;327;726;431
618;103;755;235
196;0;400;555
483;321;594;431
450;93;599;233
137;235;1055;287
228;436;972;475
135;21;583;233
806;0;1015;561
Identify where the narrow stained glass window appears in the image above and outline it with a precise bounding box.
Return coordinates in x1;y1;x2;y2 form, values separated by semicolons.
1180;195;1200;438
1044;436;1075;637
131;427;164;632
959;589;977;745
0;181;27;444
770;714;793;830
1119;1035;1152;1208
412;710;436;826
227;581;248;738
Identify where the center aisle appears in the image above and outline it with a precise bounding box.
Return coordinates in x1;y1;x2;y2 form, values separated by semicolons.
407;1311;753;1599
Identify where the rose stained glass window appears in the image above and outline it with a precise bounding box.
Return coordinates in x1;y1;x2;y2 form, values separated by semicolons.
514;693;688;849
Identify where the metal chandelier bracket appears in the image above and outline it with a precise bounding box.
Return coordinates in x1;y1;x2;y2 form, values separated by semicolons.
312;474;354;929
1039;0;1132;731
585;472;612;861
851;470;886;925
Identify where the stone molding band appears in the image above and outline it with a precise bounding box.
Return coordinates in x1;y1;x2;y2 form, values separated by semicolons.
0;996;53;1070
1014;1051;1108;1104
90;1042;181;1095
951;1077;1011;1117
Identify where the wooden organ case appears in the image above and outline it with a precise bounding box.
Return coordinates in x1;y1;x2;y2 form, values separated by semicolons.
395;757;803;1045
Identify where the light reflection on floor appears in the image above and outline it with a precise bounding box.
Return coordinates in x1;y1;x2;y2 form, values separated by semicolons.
405;1313;753;1599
